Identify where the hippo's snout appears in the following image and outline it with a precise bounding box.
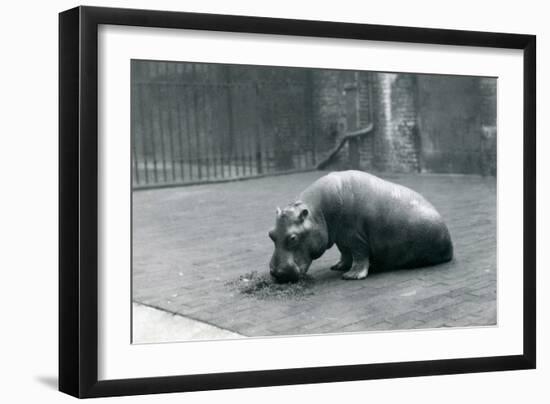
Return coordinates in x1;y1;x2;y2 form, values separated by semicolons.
270;263;300;283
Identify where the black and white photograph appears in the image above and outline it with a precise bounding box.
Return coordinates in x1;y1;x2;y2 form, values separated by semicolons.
131;60;497;343
2;0;546;401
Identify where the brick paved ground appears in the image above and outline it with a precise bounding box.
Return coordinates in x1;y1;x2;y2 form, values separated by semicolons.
132;171;496;338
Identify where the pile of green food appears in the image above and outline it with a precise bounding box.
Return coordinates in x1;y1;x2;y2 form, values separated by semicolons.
228;271;315;300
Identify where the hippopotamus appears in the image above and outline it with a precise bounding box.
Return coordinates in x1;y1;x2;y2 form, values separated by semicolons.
268;170;453;283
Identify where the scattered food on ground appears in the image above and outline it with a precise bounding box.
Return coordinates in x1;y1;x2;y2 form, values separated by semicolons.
227;271;315;300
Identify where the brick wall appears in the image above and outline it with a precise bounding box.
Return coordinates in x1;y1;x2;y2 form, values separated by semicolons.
311;70;376;170
313;70;496;175
371;73;420;172
357;72;375;169
311;70;349;155
133;60;497;177
312;71;420;172
479;77;497;175
416;75;497;174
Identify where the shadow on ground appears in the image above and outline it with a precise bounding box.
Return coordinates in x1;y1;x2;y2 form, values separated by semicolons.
35;376;58;390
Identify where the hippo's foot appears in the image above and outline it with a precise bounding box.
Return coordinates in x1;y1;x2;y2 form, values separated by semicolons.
331;248;353;272
330;260;352;272
342;263;369;280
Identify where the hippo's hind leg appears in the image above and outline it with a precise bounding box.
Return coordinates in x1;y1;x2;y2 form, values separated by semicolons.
342;252;370;280
330;245;353;272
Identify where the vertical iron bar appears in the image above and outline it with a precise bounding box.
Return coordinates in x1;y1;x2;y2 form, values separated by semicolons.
250;83;256;175
246;84;252;175
131;85;140;186
224;66;235;178
307;70;316;167
211;81;221;178
212;85;219;179
130;65;140;186
254;82;263;175
148;83;159;184
191;64;202;180
174;85;185;181
203;81;211;180
234;83;240;177
136;83;149;184
155;88;168;182
206;84;214;179
154;63;168;183
264;82;271;174
241;83;250;177
219;84;225;179
165;107;176;182
183;85;193;181
167;64;178;182
243;92;248;176
137;84;149;185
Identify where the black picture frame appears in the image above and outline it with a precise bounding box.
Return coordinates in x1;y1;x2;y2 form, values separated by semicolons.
59;5;536;398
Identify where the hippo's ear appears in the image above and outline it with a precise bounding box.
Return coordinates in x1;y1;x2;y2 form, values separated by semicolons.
298;207;309;222
276;207;282;217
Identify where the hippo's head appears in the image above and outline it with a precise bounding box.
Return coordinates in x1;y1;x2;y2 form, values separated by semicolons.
268;202;327;283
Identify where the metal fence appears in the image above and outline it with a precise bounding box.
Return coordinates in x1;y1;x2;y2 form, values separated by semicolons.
131;62;317;189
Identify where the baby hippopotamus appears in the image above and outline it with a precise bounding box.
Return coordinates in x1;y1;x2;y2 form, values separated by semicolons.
268;170;453;283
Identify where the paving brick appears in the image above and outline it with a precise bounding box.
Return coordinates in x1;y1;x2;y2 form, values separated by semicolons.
133;172;497;338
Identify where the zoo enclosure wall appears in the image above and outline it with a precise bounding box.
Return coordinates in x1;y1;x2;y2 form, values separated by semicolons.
131;60;497;189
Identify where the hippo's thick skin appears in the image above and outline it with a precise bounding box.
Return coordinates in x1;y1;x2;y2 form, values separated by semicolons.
268;170;453;283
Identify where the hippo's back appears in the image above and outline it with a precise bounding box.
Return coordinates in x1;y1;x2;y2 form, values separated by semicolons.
311;171;453;269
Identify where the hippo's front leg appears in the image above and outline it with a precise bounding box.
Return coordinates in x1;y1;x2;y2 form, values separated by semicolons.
342;252;370;280
330;245;353;272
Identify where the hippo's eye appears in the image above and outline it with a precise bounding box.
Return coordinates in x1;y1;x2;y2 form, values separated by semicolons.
286;234;298;246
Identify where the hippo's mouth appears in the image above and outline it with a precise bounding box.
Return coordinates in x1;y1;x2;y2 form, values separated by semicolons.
270;270;300;284
269;254;313;283
271;263;312;283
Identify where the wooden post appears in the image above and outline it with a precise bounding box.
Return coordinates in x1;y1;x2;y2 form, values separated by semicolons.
345;83;360;170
